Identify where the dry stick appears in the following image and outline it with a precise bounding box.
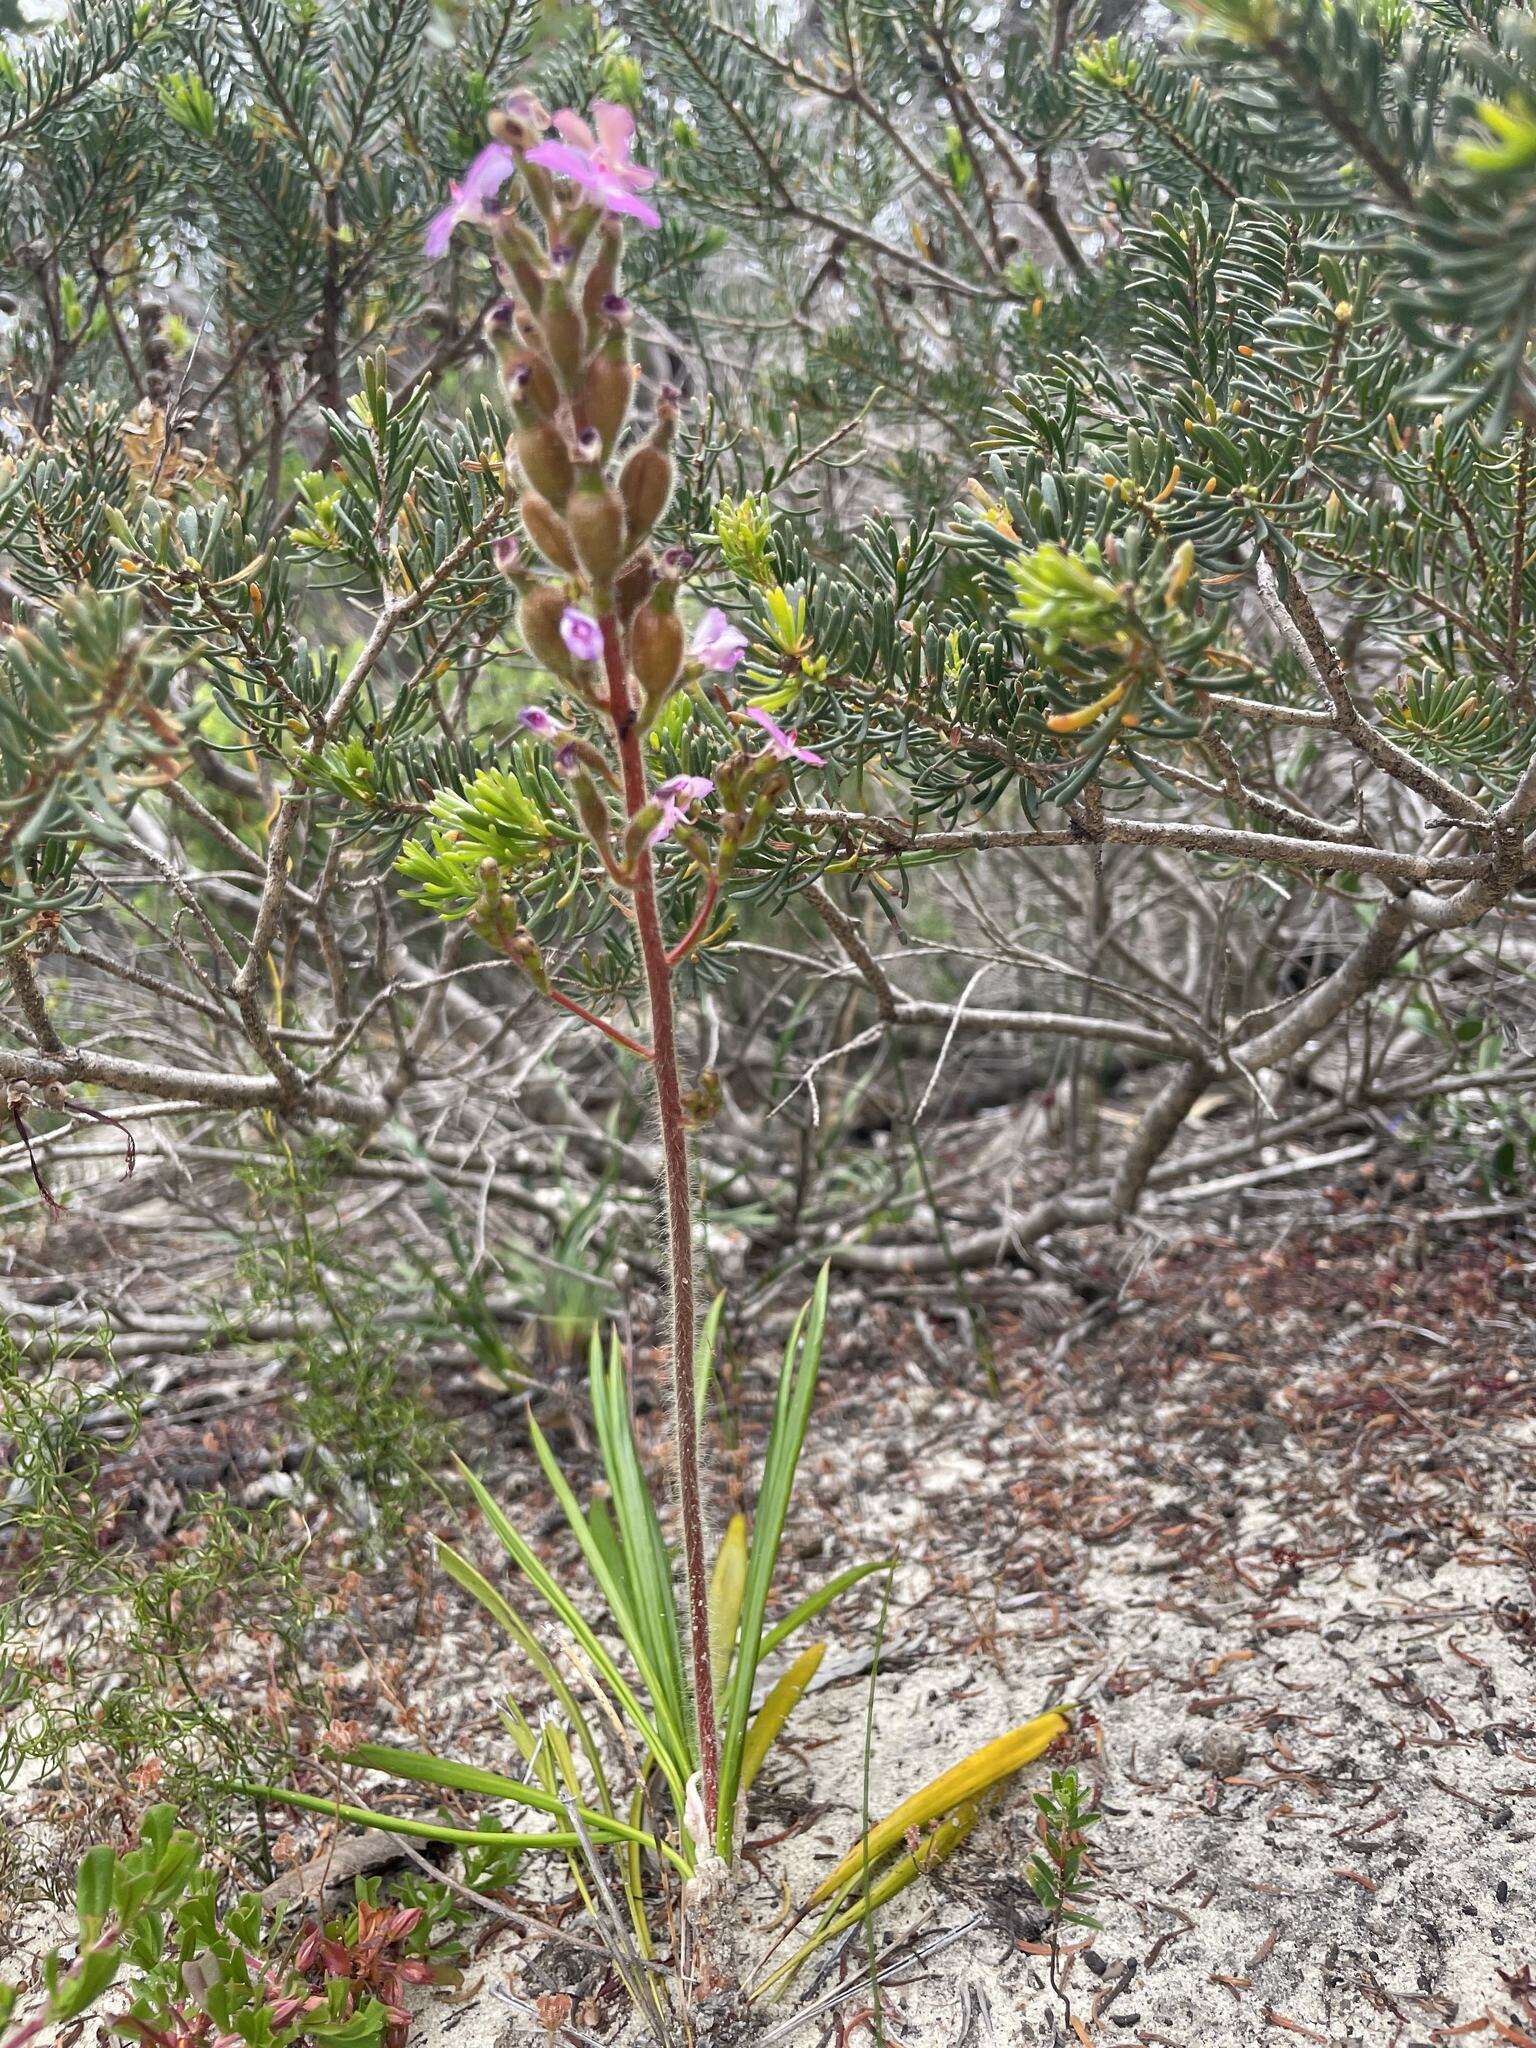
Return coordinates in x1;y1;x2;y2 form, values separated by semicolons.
599;613;720;1840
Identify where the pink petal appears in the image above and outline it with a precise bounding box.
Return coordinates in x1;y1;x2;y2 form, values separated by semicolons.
424;203;457;258
459;143;516;207
602;183;661;228
745;706;791;747
551;109;597;152
592;101;636;164
525;139;601;188
657;774;713;803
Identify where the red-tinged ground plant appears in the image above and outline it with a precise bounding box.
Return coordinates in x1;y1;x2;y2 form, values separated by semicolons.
245;92;1072;2023
1;1819;473;2048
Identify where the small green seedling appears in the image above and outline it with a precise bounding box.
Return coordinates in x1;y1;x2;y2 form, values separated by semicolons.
1027;1765;1101;1932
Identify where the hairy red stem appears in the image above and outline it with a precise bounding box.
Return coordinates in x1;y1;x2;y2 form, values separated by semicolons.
600;613;720;1839
543;984;654;1061
666;877;719;967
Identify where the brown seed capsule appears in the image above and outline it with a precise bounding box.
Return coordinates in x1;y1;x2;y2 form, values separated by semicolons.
614;550;657;624
581;339;633;455
631;595;684;701
518;581;573;672
516;421;574;505
540;279;586;391
566;477;628;583
506;350;561;422
569;770;617;866
619;444;673;546
582;220;624;323
520;492;579;574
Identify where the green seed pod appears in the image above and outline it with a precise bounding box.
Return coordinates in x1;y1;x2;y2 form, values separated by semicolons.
557;201;602;263
520;492;579;574
566;475;628;584
622;802;664;870
569;769;617;865
490;218;548;313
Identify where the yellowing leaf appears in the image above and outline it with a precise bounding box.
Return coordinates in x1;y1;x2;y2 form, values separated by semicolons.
1046;681;1129;734
808;1709;1068;1906
708;1513;748;1686
755;1801;980;2003
741;1642;825;1797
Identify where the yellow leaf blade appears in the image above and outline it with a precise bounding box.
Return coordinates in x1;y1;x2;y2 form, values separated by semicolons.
741;1642;825;1798
808;1710;1068;1906
708;1513;748;1686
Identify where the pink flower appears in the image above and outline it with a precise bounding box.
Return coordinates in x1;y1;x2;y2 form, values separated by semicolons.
649;773;713;846
691;608;749;673
559;606;604;665
744;705;825;766
518;706;561;737
525;103;660;229
425;144;516;257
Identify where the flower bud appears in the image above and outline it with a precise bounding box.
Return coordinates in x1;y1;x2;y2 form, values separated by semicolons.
489;89;551;150
492;534;524;580
485;299;521;372
507;927;550;990
520;491;579;573
518;580;576;671
566;472;628;585
682;1068;723;1130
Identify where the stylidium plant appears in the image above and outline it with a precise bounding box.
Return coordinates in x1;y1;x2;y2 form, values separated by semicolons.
251;88;1071;2018
399;86;864;1859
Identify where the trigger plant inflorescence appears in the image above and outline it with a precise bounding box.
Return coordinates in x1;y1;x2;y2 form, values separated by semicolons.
246;87;1073;2016
402;89;834;1852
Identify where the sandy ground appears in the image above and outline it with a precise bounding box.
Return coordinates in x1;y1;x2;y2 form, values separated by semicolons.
6;1208;1536;2045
